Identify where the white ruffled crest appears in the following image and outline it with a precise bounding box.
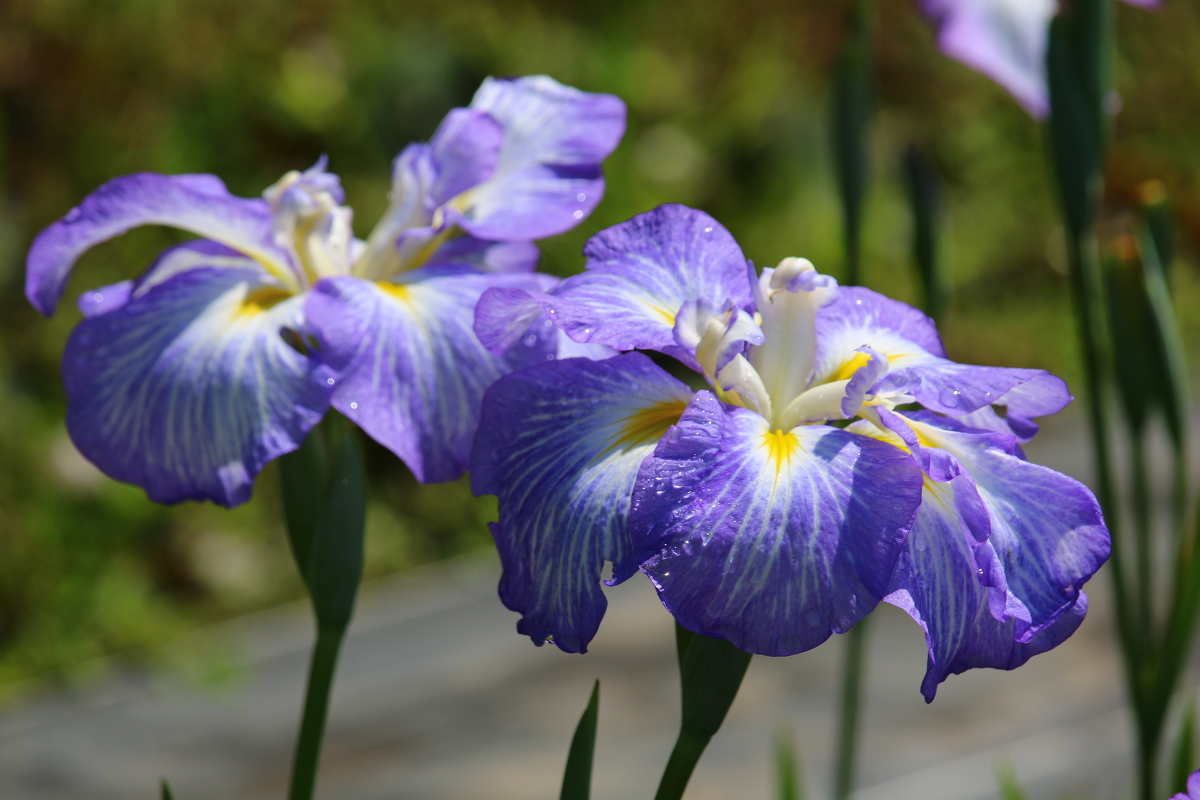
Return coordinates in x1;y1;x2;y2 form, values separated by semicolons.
264;157;355;282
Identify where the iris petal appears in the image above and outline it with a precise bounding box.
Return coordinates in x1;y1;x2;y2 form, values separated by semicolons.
885;481;1088;701
63;267;332;507
483;205;754;365
472;352;693;653
453;75;626;240
631;394;923;655
27;172;291;315
814;286;1068;426
306;269;555;483
891;411;1108;637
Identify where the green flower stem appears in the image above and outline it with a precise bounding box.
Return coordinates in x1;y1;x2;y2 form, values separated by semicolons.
289;625;347;800
279;415;367;800
654;732;712;800
832;618;868;800
653;624;752;800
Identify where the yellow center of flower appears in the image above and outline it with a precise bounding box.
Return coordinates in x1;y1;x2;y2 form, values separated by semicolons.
761;429;799;473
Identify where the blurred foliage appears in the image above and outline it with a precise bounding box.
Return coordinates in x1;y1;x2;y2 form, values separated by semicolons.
0;0;1199;696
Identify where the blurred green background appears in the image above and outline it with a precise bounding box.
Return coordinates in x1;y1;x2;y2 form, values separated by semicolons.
0;0;1198;697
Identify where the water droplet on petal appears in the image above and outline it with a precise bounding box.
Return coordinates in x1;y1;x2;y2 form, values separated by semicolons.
350;402;358;409
326;377;335;385
545;353;555;360
704;227;712;233
576;193;586;201
543;319;553;328
573;210;584;219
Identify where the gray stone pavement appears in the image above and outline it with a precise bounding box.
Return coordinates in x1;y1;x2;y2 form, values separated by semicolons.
0;409;1176;800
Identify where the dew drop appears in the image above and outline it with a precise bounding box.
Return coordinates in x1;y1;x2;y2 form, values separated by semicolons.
543;319;553;327
524;334;538;346
545;353;555;360
326;377;335;385
704;227;712;233
350;402;358;409
576;193;587;201
573;210;584;219
92;292;104;302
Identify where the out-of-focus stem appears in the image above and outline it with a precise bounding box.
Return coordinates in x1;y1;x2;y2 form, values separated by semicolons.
832;618;869;800
288;626;346;800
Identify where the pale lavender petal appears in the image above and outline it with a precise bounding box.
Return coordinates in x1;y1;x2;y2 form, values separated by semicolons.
27;173;291;315
305;270;554;483
816;286;944;365
472;352;693;652
77;280;133;318
63;267;332;507
449;75;626;240
920;0;1055;118
428;108;504;207
631;394;923;655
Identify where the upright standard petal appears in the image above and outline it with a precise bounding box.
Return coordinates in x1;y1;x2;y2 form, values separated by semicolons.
27;173;292;315
305;269;555;483
631;394;923;655
63;267;333;507
451;75;626;240
502;205;753;365
472;353;693;653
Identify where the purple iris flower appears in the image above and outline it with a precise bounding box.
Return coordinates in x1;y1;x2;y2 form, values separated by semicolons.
919;0;1159;117
26;75;625;507
1172;771;1200;800
471;204;1108;699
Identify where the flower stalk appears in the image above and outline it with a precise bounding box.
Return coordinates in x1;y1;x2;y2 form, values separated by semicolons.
279;414;367;800
653;625;752;800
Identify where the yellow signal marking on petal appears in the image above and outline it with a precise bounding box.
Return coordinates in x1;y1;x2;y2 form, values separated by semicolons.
641;300;676;326
377;281;413;304
831;351;870;382
614;400;689;449
761;429;800;474
237;287;292;316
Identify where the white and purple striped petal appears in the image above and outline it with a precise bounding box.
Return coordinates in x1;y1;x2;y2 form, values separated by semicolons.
631;393;924;655
449;75;626;241
27;172;293;315
884;480;1088;700
815;286;1070;426
887;411;1108;637
475;205;753;366
63;267;333;507
471;353;693;653
305;269;556;483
